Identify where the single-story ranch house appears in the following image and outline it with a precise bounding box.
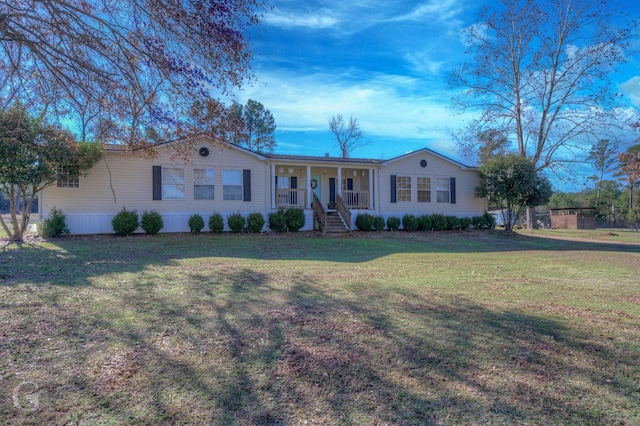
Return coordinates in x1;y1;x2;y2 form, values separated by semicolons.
40;139;488;234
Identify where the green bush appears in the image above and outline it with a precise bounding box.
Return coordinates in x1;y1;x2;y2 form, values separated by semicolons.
445;215;460;231
417;214;432;231
188;214;205;234
140;210;163;235
483;211;496;229
373;215;386;231
459;217;472;230
268;210;287;233
472;215;486;229
246;212;265;233
112;208;139;236
208;212;224;233
402;214;419;232
431;214;447;231
227;213;245;233
355;213;374;231
41;207;70;238
285;207;305;232
386;216;401;231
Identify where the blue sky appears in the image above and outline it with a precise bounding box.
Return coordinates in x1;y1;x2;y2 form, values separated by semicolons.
237;0;640;189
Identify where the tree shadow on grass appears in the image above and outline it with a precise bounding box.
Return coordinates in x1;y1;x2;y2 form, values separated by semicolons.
5;263;637;424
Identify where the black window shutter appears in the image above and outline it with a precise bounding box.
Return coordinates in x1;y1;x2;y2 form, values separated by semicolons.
152;166;162;200
291;176;297;189
450;177;456;204
243;169;251;201
390;175;397;203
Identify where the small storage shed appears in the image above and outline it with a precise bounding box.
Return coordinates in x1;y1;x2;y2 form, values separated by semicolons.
550;208;597;229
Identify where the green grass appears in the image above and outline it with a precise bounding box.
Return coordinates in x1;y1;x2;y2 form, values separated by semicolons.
1;230;639;425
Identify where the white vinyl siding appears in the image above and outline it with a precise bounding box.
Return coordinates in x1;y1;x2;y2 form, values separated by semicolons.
163;167;185;200
194;168;214;200
223;169;243;200
436;177;450;203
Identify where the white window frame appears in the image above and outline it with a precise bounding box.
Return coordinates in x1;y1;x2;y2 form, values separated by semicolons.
162;167;185;200
417;176;431;203
57;166;79;188
396;175;411;202
222;169;243;201
194;168;215;200
436;177;450;203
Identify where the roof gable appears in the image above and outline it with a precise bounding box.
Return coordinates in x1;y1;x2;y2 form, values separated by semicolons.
381;148;474;170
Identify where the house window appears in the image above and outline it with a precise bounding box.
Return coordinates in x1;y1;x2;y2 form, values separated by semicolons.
57;167;79;188
417;177;431;202
436;177;450;203
397;176;411;202
223;169;243;200
194;168;214;200
162;167;185;200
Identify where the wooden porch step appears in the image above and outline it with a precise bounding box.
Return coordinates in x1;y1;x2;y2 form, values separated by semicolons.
323;213;349;233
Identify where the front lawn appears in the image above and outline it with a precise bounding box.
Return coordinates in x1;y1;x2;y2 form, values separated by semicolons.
1;231;638;424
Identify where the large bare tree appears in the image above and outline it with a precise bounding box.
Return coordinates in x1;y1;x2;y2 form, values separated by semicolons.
450;0;634;226
0;0;266;148
329;114;366;158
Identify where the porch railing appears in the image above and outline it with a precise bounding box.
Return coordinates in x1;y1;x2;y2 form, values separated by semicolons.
312;192;327;234
336;193;352;231
342;190;370;209
276;188;307;209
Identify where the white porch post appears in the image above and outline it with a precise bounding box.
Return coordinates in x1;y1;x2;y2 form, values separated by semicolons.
337;167;342;197
369;168;373;209
271;163;276;209
306;165;311;208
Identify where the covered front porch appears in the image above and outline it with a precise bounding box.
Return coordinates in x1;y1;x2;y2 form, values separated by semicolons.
270;163;374;211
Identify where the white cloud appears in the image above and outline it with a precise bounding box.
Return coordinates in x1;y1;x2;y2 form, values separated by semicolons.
391;0;463;23
263;8;339;29
238;70;468;142
620;76;640;107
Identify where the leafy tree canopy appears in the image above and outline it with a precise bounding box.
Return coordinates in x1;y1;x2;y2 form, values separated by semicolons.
0;105;102;241
476;154;552;232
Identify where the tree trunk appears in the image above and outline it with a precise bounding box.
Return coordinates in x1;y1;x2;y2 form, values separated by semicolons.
526;206;537;229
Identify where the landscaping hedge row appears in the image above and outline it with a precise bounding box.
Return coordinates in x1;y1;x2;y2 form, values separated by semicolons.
355;212;495;232
110;207;306;236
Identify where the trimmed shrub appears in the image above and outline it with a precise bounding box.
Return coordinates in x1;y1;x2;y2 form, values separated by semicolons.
431;214;447;231
246;212;265;233
141;210;164;235
472;215;486;229
41;207;70;238
208;212;224;234
417;214;432;231
445;215;460;230
483;211;497;229
402;214;419;232
373;215;386;231
227;213;245;233
386;216;401;231
112;208;139;236
285;207;305;232
355;213;374;232
459;217;472;230
188;214;205;234
268;210;287;233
